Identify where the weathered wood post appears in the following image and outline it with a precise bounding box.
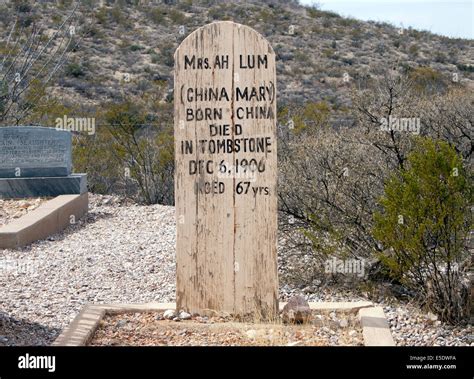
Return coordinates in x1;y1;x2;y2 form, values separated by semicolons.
174;21;278;319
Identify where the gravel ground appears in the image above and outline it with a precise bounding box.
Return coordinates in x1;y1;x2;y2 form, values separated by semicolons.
0;193;472;346
0;198;47;226
89;311;362;346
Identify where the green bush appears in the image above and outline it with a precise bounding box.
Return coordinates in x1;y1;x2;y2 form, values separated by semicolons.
148;7;167;25
168;9;186;24
457;63;474;73
374;138;472;323
65;62;86;78
130;44;144;52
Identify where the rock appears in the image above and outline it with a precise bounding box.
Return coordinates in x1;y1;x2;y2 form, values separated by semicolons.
303;286;314;294
281;295;311;324
339;319;349;328
348;330;358;337
179;311;191;320
115;319;127;328
13;211;24;218
245;330;257;339
328;320;340;330
426;312;438;324
312;314;324;327
163;310;176;320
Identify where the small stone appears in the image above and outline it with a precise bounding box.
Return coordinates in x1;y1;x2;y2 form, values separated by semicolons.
303;286;313;293
115;319;127;328
339;319;349;328
163;310;176;320
348;330;357;337
312;314;324;327
245;330;257;339
328;320;340;330
281;295;311;324
179;311;191;320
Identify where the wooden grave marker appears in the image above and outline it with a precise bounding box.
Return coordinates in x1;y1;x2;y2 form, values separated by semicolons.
174;21;278;319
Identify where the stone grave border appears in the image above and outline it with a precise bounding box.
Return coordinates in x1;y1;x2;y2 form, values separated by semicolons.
53;301;395;346
0;193;88;249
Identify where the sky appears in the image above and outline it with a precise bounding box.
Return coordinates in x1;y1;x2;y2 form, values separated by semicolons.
299;0;473;39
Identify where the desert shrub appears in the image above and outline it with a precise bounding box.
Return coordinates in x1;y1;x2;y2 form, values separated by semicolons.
148;7;167;25
279;70;472;289
322;18;332;28
408;66;447;95
322;48;336;59
0;10;77;125
408;44;419;57
207;7;221;20
95;7;108;24
373;138;472;323
337;17;359;28
12;0;32;13
150;52;160;64
65;62;86;78
457;63;474;73
130;44;144;52
294;50;311;65
434;51;448;64
307;6;322;18
418;88;473;161
74;99;174;205
177;0;193;12
278;96;389;275
279;124;385;262
168;9;186;24
324;10;341;19
157;42;175;67
110;6;126;25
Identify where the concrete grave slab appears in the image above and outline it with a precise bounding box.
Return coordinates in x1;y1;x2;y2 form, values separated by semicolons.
54;301;397;347
359;306;395;346
0;193;88;249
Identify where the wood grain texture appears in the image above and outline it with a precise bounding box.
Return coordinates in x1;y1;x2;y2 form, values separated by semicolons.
174;21;278;319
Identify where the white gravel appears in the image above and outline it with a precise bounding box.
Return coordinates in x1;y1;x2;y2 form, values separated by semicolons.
0;194;176;345
0;194;472;346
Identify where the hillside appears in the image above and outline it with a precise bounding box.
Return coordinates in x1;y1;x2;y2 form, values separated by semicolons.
1;0;472;113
